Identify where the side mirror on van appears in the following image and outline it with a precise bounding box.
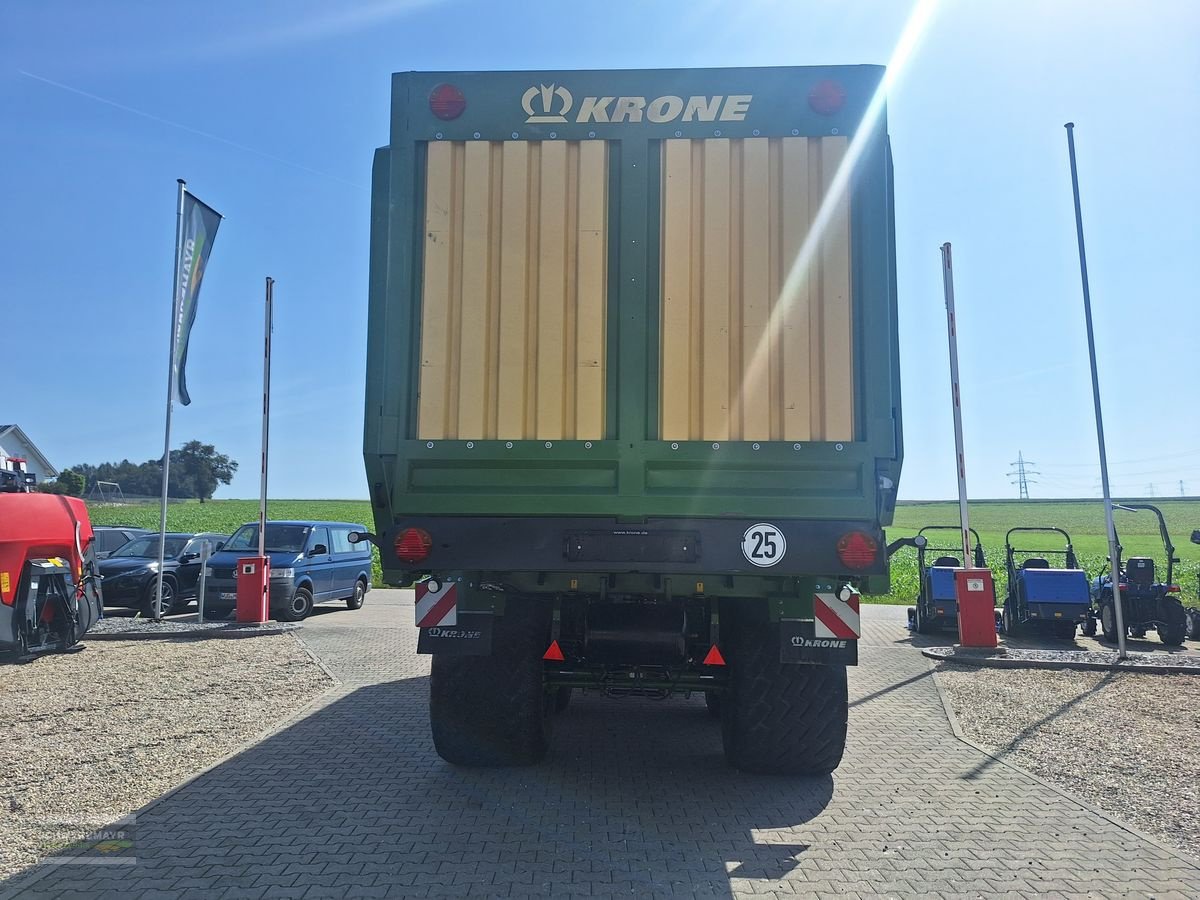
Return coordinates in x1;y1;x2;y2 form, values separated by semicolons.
347;531;378;547
311;544;329;556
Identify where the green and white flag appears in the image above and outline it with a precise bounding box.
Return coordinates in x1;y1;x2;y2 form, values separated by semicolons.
173;191;221;406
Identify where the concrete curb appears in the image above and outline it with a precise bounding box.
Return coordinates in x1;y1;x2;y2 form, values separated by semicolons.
923;645;1200;675
0;632;342;900
927;658;1200;872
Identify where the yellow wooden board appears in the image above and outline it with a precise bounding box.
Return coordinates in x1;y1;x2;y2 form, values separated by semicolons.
659;136;854;442
417;140;609;440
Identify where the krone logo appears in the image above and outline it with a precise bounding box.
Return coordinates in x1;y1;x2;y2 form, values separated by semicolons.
523;83;573;123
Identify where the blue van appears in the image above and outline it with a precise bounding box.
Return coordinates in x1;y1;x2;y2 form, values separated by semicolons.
202;521;373;621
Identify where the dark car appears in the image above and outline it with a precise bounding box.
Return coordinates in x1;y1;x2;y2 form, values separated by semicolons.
202;521;372;621
92;525;152;559
98;532;228;616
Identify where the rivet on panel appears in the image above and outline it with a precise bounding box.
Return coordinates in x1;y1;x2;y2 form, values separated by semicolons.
712;442;720;450
791;128;800;136
793;443;802;450
835;443;845;451
713;129;722;137
588;130;596;138
585;441;593;449
831;127;840;135
505;441;513;449
752;129;761;136
466;441;474;449
545;441;553;449
671;442;679;451
549;131;557;139
472;131;481;139
511;131;519;139
426;442;435;449
674;130;682;137
434;132;444;140
752;443;761;451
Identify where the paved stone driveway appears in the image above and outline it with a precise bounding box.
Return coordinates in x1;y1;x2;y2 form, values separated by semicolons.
3;593;1198;899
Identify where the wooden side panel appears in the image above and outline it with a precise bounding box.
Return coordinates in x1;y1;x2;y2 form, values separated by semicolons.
658;137;855;442
416;141;609;440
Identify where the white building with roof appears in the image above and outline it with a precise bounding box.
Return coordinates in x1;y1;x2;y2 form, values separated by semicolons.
0;424;58;482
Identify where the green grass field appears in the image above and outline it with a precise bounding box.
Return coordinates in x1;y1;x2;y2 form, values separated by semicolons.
86;497;1200;604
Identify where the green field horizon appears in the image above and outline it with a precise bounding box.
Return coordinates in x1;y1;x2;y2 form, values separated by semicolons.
86;497;1200;605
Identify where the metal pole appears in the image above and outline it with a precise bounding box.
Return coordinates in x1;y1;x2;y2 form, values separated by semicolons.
940;243;972;565
154;179;187;622
197;540;211;624
1065;122;1126;659
258;277;273;559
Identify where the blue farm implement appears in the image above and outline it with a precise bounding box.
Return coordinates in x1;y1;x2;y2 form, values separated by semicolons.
1002;527;1089;641
1088;504;1187;646
906;526;990;635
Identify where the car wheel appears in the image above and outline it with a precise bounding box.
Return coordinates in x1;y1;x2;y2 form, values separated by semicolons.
278;586;314;622
346;578;367;610
141;578;177;617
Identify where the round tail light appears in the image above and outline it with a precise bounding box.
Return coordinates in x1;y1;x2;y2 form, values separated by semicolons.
429;84;466;121
395;528;433;563
808;80;846;116
837;531;878;570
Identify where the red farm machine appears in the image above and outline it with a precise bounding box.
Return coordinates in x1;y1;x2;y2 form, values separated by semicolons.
0;468;103;660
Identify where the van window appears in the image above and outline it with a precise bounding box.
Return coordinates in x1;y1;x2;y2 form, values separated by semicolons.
308;527;330;554
331;528;355;554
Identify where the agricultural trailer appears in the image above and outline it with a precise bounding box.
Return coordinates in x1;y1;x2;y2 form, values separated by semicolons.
1001;527;1089;640
905;525;988;635
0;492;104;660
1089;504;1187;646
361;65;902;774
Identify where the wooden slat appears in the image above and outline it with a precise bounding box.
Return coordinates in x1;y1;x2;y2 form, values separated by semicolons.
819;136;854;440
574;141;607;439
456;141;492;438
700;139;731;441
535;141;568;439
660;139;693;441
780;138;813;441
739;138;771;441
417;141;454;439
496;142;531;439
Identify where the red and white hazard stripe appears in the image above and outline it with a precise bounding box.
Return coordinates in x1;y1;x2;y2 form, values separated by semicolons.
814;591;860;640
415;582;457;628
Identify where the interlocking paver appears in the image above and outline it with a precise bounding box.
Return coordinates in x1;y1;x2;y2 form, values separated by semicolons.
2;594;1197;898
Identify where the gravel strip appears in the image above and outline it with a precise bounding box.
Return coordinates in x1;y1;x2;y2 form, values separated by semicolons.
88;617;301;637
935;663;1200;858
925;645;1200;671
0;633;330;879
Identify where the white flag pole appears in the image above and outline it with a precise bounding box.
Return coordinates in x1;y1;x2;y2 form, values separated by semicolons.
258;277;274;559
154;179;187;622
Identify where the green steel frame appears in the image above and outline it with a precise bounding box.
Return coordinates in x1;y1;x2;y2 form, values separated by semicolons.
364;66;902;529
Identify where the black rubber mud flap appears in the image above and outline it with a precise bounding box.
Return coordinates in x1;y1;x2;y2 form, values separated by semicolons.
417;612;494;656
723;618;848;775
429;601;552;766
779;619;858;665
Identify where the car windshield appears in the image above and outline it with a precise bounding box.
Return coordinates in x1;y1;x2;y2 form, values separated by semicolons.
111;536;189;559
224;524;310;553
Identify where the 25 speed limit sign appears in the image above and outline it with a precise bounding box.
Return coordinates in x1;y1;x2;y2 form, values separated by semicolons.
741;523;787;567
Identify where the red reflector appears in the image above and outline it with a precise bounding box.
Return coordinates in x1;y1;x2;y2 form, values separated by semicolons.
1167;584;1181;593
1118;583;1128;592
837;531;878;570
808;79;846;115
543;640;565;662
702;644;726;666
429;83;466;120
394;528;432;563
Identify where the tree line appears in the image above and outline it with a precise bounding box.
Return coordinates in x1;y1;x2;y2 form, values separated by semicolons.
42;441;238;502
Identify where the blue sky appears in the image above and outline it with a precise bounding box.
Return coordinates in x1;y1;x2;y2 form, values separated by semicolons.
2;1;1197;501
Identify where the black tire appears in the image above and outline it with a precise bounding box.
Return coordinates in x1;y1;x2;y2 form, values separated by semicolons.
721;618;847;775
278;586;313;622
346;578;367;610
704;690;722;718
1186;608;1200;641
554;686;573;713
430;600;552;766
1052;620;1077;641
1082;616;1098;637
914;602;935;635
1158;599;1187;647
1100;599;1120;643
1001;604;1018;637
141;578;178;617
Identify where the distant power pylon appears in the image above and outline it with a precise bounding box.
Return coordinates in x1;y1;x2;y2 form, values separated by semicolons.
1008;451;1040;500
1181;480;1186;497
1146;483;1156;497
